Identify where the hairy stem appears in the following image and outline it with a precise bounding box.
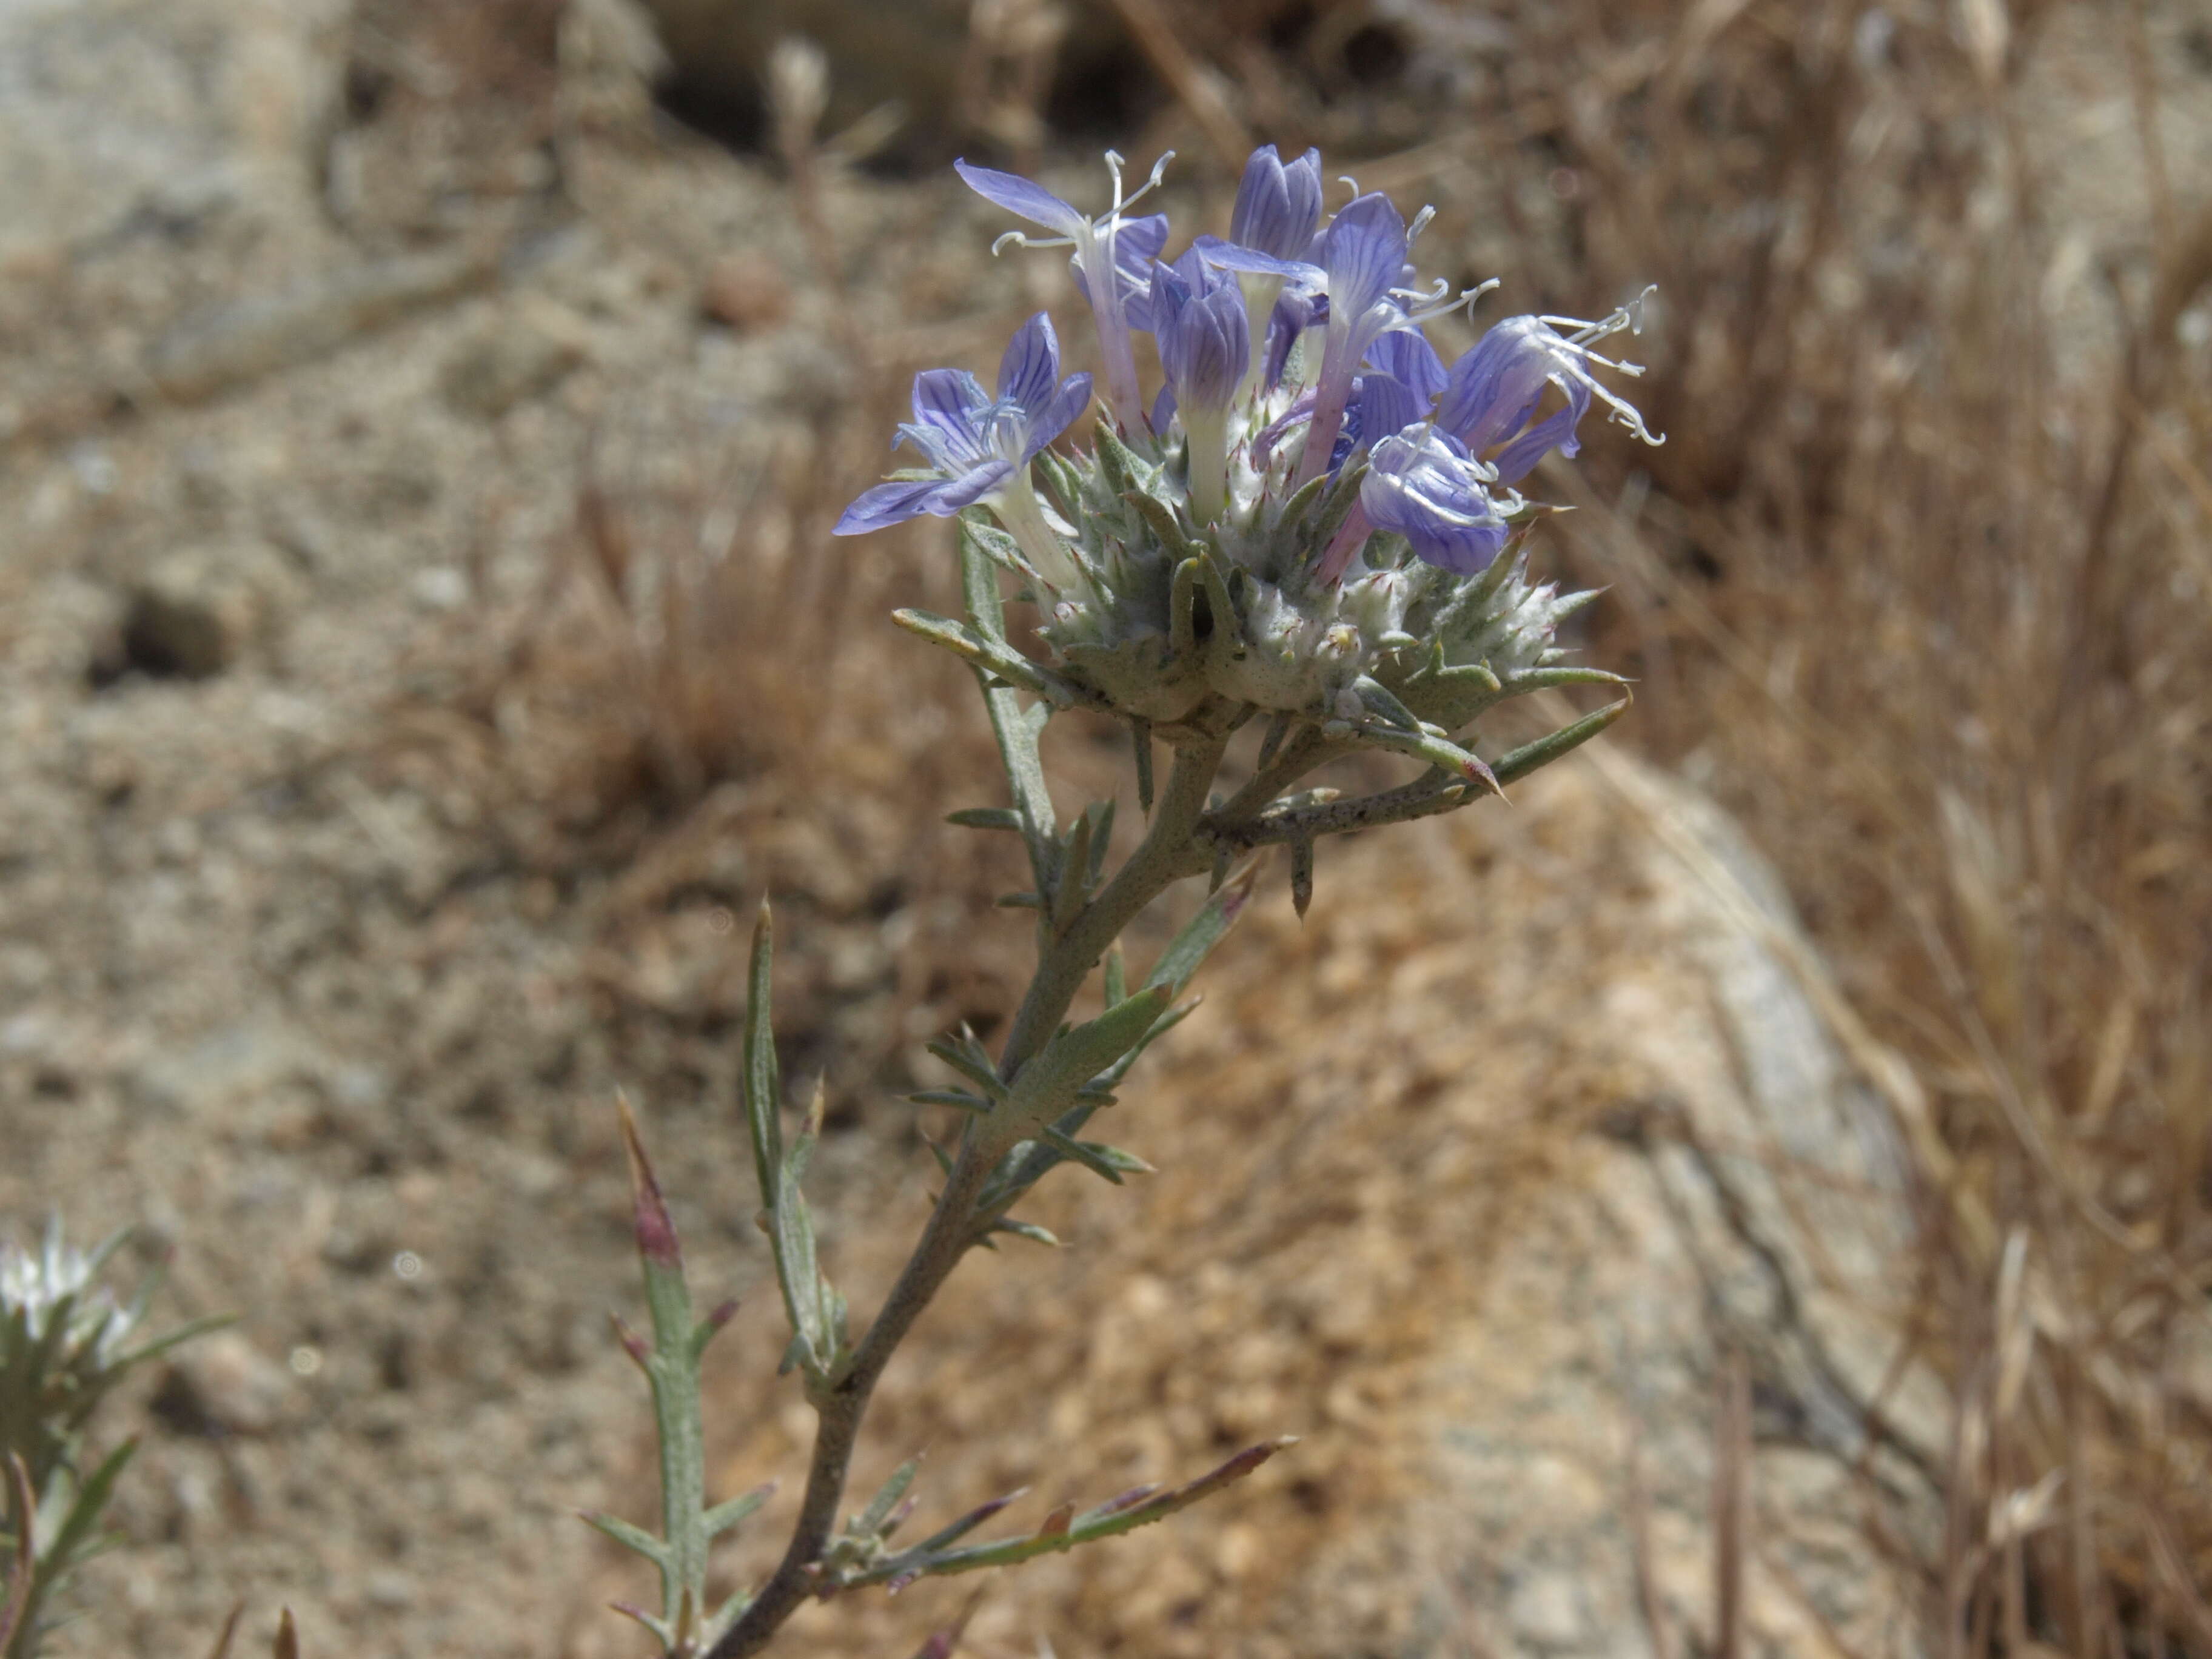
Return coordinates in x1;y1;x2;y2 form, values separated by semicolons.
704;734;1228;1659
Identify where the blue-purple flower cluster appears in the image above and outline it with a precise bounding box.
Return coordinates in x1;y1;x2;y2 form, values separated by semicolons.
839;144;1661;734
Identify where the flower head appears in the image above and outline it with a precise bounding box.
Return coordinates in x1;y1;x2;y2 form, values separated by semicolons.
839;142;1660;750
834;312;1090;535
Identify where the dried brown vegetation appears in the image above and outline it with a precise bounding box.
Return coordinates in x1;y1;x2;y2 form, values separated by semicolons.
554;2;2209;1654
364;0;2209;1650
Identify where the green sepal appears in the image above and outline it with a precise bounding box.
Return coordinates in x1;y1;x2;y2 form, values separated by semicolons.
1272;469;1331;543
956;518;1039;582
1091;415;1146;499
1306;460;1367;555
1124;488;1199;564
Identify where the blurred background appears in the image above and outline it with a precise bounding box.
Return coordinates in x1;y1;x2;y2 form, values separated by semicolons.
1;0;2208;1654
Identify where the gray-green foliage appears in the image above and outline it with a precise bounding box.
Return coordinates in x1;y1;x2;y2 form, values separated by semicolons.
0;1222;225;1658
597;480;1625;1656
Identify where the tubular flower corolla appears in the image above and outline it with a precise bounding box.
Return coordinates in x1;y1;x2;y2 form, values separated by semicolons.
1437;301;1661;484
955;152;1171;424
833;312;1090;587
1359;427;1513;576
1148;244;1249;521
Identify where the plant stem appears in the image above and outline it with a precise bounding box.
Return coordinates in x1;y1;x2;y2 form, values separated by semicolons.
703;734;1228;1659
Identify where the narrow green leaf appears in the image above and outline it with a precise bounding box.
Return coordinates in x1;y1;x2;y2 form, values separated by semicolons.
962;525;1059;900
581;1509;672;1565
905;1090;991;1114
891;609;1082;708
41;1437;137;1583
703;1483;775;1538
945;807;1022;831
1096;998;1198;1089
835;1439;1297;1590
1008;985;1175;1125
991;1218;1062;1247
856;1456;924;1538
771;1162;826;1368
924;1034;1008;1102
1355;722;1502;797
1490;695;1632;786
1290;838;1315;920
741;902;782;1216
1101;942;1127;1010
1051;811;1094;936
1132;719;1155;814
1039;1127;1155;1184
1349;674;1426;733
1144;861;1259;996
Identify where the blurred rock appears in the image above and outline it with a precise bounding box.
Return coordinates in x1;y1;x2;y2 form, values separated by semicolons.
0;0;347;265
437;297;591;420
700;250;791;332
119;540;298;680
129;1015;323;1116
154;1331;298;1437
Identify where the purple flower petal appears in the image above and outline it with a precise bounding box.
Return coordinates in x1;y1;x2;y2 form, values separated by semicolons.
931;458;1016;512
1230;145;1324;261
1151;244;1247;419
954;160;1085;238
834;477;954;535
1108;213;1170;326
1365;330;1447;407
1193;235;1323;284
1023;372;1095;461
910;369;993;454
1351;372;1424;447
1361;427;1510;574
1490;399;1586;484
1436;317;1559;451
1319;193;1408;324
996;313;1062;414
